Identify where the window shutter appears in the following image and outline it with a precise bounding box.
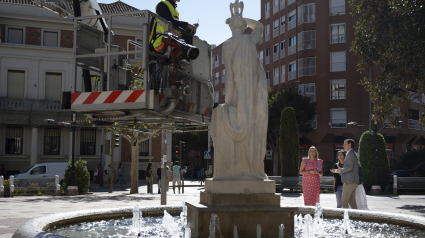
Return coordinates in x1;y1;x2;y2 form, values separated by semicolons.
7;70;25;98
45;73;62;100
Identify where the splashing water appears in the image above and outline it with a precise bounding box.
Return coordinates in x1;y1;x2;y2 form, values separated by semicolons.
184;225;191;238
297;214;303;229
313;204;325;237
256;224;261;238
132;205;144;236
209;214;224;238
342;210;351;235
233;225;239;238
294;215;298;230
163;210;181;238
278;224;284;238
180;200;187;228
302;214;313;238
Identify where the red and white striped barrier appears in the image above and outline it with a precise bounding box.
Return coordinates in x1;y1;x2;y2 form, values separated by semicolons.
71;90;146;111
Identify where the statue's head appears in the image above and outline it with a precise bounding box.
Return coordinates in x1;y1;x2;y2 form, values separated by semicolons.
226;0;246;31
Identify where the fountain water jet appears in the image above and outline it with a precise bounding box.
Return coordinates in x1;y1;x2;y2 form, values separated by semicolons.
278;224;284;238
256;224;261;238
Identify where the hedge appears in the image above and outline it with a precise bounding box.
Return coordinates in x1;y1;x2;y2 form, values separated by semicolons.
280;107;300;176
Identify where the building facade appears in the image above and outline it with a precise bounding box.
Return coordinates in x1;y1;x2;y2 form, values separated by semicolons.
0;0;167;182
212;0;425;176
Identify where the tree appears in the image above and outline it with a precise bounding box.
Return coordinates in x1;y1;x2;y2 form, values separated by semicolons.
63;158;90;194
349;0;425;126
267;86;316;175
358;131;390;191
280;107;300;176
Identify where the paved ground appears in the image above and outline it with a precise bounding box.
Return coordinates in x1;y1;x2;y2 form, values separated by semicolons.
1;180;425;238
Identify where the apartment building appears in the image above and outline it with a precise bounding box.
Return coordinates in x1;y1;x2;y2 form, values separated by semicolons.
0;0;164;181
212;0;425;175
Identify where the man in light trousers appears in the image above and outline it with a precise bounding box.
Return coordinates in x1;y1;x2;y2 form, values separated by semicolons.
332;139;359;209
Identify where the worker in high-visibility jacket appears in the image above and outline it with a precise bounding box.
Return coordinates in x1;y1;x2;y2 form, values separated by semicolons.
150;0;199;52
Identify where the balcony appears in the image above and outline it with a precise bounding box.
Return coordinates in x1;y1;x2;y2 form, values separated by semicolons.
265;33;270;42
330;6;345;16
280;25;285;34
288;70;296;80
331;34;346;44
298;66;316;77
222;75;225;83
273;5;279;15
280;49;285;58
214;60;219;68
280;74;286;83
288;0;295;6
288;45;296;55
288;19;296;30
273;76;279;86
273;52;279;62
280;0;285;10
0;97;63;112
265;10;270;19
273;28;279;38
265;56;270;65
409;119;421;130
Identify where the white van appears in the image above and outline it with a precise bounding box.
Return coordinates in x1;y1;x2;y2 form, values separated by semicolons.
13;162;68;186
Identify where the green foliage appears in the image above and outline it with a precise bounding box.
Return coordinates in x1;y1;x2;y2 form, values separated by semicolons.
280;107;300;176
63;158;90;194
358;131;390;191
349;0;425;126
395;149;425;171
3;179;9;196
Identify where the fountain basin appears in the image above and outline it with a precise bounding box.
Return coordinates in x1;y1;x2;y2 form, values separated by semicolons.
13;205;425;238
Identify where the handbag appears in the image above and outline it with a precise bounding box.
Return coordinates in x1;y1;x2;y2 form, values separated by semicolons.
145;170;151;177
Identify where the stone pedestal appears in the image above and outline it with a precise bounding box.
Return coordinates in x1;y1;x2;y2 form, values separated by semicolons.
204;178;276;194
67;186;79;196
371;185;381;195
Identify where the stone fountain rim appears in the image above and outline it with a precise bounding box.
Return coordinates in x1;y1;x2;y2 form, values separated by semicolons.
12;205;425;238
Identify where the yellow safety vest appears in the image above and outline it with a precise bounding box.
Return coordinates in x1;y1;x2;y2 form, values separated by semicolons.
151;0;180;51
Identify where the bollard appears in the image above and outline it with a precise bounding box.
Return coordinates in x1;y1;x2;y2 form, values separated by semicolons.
0;176;3;198
182;178;184;194
393;175;398;195
54;175;60;196
10;176;14;197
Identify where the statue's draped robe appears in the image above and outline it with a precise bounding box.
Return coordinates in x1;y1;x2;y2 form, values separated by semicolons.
211;34;268;180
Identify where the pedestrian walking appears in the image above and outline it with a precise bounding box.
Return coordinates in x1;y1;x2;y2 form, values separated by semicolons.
166;166;172;192
95;164;101;185
331;139;359;209
106;164;112;186
299;146;323;206
145;163;153;194
172;162;184;194
156;164;162;194
118;164;126;187
332;150;345;208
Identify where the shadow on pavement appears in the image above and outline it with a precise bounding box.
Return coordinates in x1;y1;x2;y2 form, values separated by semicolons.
396;205;425;214
280;193;302;198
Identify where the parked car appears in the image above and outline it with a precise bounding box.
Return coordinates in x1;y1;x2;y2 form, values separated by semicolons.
13;162;68;187
391;162;425;178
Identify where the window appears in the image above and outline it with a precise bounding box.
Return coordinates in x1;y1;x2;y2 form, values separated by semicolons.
280;0;285;10
281;65;286;83
43;31;59;47
298;4;315;25
288;10;296;30
288;35;296;55
273;19;279;38
273;0;279;14
299;83;316;102
214;91;219;103
265;48;270;65
288;0;295;6
136;39;143;58
273;67;280;86
222;90;225;102
266;71;270;87
265;2;270;19
288;61;297;80
5;127;23;154
215;72;219;85
214;55;219;68
330;24;346;44
312;114;317;130
80;129;96;155
31;166;46;175
330;0;345;16
298;30;316;51
7;70;25;98
259;50;264;65
280;41;285;58
45;72;62;100
280;16;286;34
44;128;60;155
222;69;225;83
408;109;420;130
330;51;346;72
298;57;316;77
7;27;24;44
273;44;279;62
265;24;270;42
139;140;149;156
331;79;346;99
331;108;347;128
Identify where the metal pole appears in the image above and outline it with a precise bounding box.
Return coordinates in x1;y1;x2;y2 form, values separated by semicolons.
100;128;104;187
374;121;378;185
72;113;76;186
161;156;167;205
107;16;112;91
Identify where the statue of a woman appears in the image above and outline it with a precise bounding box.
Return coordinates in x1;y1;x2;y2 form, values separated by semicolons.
210;1;268;181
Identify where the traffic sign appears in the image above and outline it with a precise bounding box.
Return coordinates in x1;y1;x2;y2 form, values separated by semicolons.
204;151;211;159
266;150;272;160
190;150;196;157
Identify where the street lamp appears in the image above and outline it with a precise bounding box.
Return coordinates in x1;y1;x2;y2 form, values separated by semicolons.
348;120;403;192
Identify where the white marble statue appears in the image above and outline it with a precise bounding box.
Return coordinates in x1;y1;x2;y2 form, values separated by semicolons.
210;0;268;180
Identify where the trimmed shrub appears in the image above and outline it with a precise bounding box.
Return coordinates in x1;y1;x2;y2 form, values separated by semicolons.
63;158;90;194
358;131;390;191
280;107;300;176
3;179;10;196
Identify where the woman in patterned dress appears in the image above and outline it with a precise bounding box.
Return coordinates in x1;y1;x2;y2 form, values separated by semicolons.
299;146;323;206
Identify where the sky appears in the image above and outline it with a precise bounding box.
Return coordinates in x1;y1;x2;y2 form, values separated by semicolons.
98;0;261;46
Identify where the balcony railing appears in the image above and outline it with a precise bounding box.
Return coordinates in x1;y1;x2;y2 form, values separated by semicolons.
280;0;285;10
0;97;63;112
265;10;270;19
409;119;421;130
273;28;279;38
222;75;225;83
265;56;270;65
288;45;296;55
280;49;285;58
214;61;219;68
273;76;279;86
331;34;346;44
265;33;270;42
331;62;346;72
288;0;295;6
280;74;286;83
288;70;296;80
273;5;279;15
215;78;219;85
330;6;345;16
288;19;296;30
280;24;285;34
273;52;279;62
298;66;316;77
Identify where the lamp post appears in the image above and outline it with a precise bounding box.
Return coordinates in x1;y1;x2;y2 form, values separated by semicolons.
348;120;403;192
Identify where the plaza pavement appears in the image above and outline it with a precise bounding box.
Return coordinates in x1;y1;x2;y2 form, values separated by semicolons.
1;180;425;238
